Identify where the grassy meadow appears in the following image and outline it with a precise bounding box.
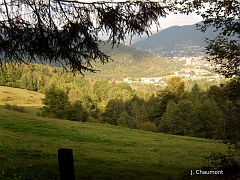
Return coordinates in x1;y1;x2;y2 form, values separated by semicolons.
0;86;228;180
0;86;44;106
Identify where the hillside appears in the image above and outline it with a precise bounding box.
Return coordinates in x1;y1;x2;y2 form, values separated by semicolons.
84;42;185;80
130;23;219;57
0;86;44;106
0;86;228;180
22;40;185;80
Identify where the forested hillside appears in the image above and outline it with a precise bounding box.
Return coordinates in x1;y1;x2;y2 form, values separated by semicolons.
1;63;239;144
1;63;240;179
84;42;185;80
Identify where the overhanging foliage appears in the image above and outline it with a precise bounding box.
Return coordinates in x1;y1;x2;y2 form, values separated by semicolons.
0;0;239;77
0;0;173;73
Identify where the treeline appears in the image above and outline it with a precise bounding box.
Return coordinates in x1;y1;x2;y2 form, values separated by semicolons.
158;78;239;141
1;63;239;143
39;76;239;143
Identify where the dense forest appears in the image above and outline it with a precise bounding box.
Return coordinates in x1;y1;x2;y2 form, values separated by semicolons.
0;63;239;143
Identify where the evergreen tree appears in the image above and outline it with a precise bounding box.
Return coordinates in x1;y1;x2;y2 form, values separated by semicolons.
149;89;177;126
117;111;131;127
207;85;226;105
190;99;224;139
129;101;142;129
159;100;177;133
1;1;171;73
170;99;193;135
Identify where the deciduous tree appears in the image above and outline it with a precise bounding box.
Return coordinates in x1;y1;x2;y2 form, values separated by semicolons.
166;76;185;98
41;85;70;119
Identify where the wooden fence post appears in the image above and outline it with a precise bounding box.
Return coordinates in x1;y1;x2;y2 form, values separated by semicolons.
58;148;75;180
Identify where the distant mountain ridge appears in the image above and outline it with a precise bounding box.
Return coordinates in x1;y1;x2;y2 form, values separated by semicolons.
130;23;220;57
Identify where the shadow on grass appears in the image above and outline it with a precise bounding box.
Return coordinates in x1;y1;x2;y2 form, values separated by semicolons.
0;160;176;180
0;162;59;180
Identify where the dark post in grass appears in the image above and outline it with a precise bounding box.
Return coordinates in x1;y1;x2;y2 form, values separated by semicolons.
58;148;75;180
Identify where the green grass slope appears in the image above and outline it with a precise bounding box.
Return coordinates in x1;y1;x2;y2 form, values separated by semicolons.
0;87;227;180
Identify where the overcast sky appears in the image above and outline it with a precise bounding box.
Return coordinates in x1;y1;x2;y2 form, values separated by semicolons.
78;0;203;29
156;12;203;30
78;0;204;43
99;12;203;43
124;12;204;44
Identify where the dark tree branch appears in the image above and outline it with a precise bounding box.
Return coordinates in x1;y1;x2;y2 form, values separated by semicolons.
0;0;239;76
0;0;173;73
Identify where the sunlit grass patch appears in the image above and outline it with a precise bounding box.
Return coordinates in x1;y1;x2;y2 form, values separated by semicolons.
0;86;44;106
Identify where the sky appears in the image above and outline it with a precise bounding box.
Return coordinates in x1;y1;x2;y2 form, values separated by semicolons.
123;12;203;44
86;0;204;43
117;12;203;44
155;13;203;30
76;0;203;30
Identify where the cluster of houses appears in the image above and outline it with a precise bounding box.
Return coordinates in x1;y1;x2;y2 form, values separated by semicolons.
123;77;166;86
175;68;210;77
140;77;166;86
174;56;215;77
121;56;219;85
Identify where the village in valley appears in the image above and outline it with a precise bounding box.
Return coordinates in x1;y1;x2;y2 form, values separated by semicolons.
122;56;223;86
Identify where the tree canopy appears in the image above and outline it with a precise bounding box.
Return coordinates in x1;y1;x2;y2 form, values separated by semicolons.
0;0;239;76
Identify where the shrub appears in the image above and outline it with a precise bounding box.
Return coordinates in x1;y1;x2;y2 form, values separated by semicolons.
87;116;100;123
5;103;12;110
140;121;158;132
67;100;88;122
12;105;26;113
195;143;240;180
5;103;26;113
205;150;240;178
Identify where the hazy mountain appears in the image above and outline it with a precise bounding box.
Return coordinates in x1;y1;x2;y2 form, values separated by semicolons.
130;23;219;57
